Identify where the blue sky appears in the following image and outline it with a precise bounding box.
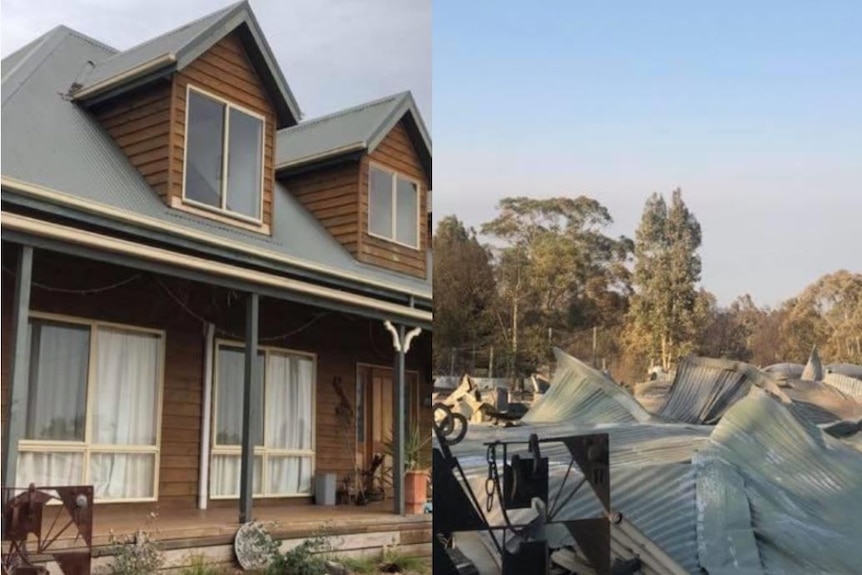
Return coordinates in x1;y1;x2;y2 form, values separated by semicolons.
434;0;862;306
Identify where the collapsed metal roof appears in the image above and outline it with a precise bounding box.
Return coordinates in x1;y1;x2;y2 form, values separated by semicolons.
441;350;862;574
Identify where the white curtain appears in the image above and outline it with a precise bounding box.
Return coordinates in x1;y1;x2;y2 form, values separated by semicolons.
25;321;89;441
90;327;159;498
211;454;262;497
216;347;263;446
17;451;83;487
265;354;313;494
268;456;311;495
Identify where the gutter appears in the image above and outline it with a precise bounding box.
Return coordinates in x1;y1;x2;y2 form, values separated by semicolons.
0;176;431;302
71;53;177;100
1;211;432;324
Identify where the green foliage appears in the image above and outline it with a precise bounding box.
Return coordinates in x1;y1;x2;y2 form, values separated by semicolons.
381;545;428;574
266;533;332;575
384;423;432;471
179;554;229;575
102;528;164;575
479;196;632;375
628;189;703;370
338;555;379;574
433;215;497;373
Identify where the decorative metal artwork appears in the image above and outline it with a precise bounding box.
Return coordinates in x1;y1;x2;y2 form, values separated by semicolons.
1;484;93;575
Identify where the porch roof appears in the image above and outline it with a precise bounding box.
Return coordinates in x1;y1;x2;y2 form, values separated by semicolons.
0;14;431;310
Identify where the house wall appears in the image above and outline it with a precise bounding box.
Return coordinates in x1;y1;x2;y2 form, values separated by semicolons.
0;246;432;511
93;82;173;200
281;160;362;256
359;120;430;279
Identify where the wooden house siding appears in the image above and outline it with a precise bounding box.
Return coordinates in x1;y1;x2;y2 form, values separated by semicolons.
93;82;173;199
172;33;277;229
281;161;362;256
359;121;429;279
0;248;431;511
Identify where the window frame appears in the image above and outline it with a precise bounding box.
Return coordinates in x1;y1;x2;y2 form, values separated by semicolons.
210;340;317;499
367;162;422;250
18;311;166;504
181;84;267;226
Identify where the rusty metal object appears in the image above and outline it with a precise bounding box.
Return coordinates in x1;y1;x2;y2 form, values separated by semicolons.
2;484;93;575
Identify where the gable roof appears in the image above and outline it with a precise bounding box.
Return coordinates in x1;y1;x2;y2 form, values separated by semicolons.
1;15;430;306
70;1;301;127
276;91;432;184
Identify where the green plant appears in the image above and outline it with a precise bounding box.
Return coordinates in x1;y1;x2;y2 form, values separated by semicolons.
179;554;229;575
381;544;428;574
384;424;432;472
102;528;164;575
338;555;378;574
266;533;332;575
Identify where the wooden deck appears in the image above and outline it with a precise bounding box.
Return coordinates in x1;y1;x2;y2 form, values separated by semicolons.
19;502;432;573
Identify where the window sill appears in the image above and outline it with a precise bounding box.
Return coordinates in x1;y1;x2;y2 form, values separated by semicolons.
367;231;421;251
171;197;270;235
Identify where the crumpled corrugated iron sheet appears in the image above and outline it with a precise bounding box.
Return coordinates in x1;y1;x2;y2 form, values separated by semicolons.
825;364;862;380
763;362;805;379
694;455;763;575
782;379;862;424
658;356;788;424
823;372;862;400
441;351;862;574
801;347;824;381
700;391;862;574
522;348;655;424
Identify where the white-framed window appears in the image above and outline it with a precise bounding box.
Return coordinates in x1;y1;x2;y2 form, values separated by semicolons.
16;313;164;502
182;84;265;223
210;342;316;498
368;163;420;248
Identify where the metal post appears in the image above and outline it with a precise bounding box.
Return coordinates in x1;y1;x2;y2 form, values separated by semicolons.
239;292;260;523
2;245;33;488
393;323;406;515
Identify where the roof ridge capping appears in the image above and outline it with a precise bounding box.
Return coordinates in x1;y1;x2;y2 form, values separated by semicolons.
285;91;406;133
70;0;301;127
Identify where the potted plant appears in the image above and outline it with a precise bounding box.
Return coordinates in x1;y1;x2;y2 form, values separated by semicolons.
384;424;431;514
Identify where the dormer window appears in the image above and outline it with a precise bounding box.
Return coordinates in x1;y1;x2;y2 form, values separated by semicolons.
183;85;265;222
368;164;420;248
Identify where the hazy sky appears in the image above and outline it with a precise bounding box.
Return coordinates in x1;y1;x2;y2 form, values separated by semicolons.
434;1;861;306
1;0;431;123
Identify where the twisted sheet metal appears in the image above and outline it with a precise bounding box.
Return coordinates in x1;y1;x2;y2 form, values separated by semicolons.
658;356;787;424
703;391;862;574
823;372;862;401
522;348;655;425
782;378;862;424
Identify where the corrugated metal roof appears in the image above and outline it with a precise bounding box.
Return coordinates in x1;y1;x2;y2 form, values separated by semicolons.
801;347;823;381
782;378;862;424
702;391;862;573
522;348;655;424
826;363;862;380
79;3;237;89
823;372;862;400
72;1;300;126
0;30;430;299
275;91;431;178
658;356;787;424
763;362;805;379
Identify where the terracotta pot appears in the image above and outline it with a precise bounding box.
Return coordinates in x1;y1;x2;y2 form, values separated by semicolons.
404;469;428;514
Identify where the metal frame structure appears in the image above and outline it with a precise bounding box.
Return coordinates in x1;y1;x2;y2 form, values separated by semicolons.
432;403;614;575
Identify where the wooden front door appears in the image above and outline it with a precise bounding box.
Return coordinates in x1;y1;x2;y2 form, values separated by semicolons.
355;365;419;498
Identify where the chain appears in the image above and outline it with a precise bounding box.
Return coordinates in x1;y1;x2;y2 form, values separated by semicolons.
485;444;498;512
